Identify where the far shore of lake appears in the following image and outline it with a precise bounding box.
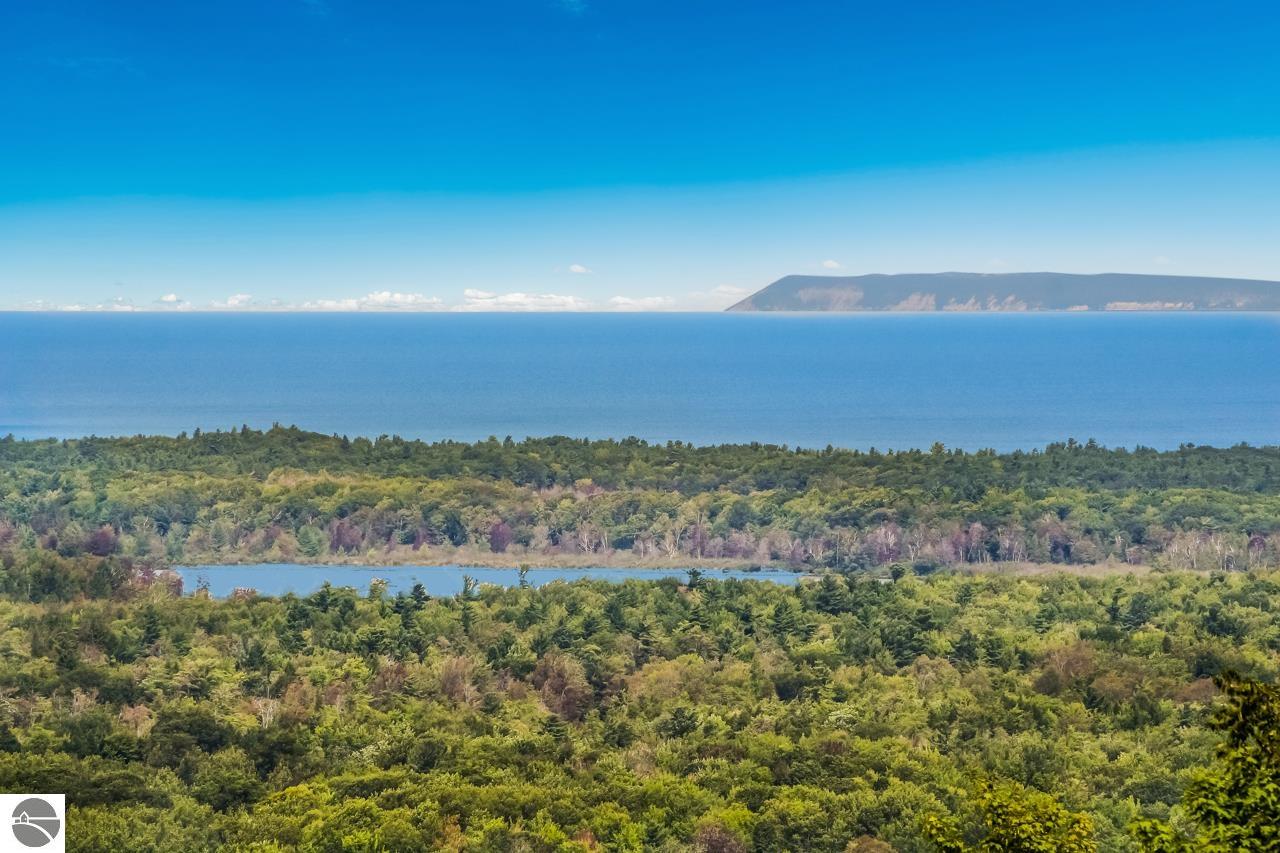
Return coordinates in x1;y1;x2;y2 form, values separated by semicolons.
172;562;813;599
172;552;1164;578
172;548;797;573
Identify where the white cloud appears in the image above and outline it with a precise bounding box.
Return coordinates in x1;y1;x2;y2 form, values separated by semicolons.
568;263;592;274
210;293;254;309
457;290;592;312
822;259;842;270
360;291;443;310
298;292;444;311
364;290;436;307
15;291;444;312
1153;255;1172;266
18;288;754;313
608;295;674;311
679;284;754;311
300;298;360;311
49;297;138;312
152;293;192;310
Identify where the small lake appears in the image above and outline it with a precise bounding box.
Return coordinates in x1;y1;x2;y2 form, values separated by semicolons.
176;563;803;598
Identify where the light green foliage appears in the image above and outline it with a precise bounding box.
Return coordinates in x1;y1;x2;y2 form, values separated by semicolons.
0;429;1279;850
922;780;1096;852
1132;672;1280;852
0;563;1275;850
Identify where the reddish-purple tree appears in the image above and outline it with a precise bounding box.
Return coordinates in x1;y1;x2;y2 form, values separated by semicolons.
489;521;514;553
85;526;119;557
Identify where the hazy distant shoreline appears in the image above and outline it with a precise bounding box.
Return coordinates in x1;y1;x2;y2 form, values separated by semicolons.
730;271;1280;312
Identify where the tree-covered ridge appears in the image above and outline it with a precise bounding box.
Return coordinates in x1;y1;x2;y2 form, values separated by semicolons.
2;558;1279;851
6;427;1280;491
726;272;1280;312
2;427;1279;574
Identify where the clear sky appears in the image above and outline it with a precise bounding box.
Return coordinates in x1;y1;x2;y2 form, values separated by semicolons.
2;0;1278;310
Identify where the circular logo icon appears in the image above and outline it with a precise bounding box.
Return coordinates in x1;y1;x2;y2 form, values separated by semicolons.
10;798;61;848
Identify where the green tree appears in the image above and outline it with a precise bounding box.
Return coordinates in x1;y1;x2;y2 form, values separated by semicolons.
0;727;19;753
923;780;1096;853
1132;673;1280;852
191;747;265;811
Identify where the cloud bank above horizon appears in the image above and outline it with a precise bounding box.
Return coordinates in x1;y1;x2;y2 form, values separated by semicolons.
15;286;750;313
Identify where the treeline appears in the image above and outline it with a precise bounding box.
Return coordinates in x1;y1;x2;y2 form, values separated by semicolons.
2;427;1279;573
0;551;1276;850
6;426;1280;492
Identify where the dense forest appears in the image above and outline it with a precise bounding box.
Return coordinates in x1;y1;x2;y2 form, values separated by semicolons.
0;429;1278;850
2;427;1280;580
1;540;1278;850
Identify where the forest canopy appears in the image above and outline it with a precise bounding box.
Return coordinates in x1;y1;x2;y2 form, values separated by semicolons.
1;547;1278;850
1;429;1279;850
2;426;1279;582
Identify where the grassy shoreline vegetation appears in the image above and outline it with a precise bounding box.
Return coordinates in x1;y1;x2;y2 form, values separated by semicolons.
177;552;801;573
1;427;1279;851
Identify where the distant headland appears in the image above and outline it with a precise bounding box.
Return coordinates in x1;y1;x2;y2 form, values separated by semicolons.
727;271;1280;312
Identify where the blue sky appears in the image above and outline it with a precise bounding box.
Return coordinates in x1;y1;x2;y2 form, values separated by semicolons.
2;0;1278;310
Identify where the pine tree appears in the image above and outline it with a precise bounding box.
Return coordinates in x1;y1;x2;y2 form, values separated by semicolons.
0;726;20;753
771;600;800;638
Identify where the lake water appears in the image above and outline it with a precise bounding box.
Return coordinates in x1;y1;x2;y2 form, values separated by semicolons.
176;563;802;598
2;311;1278;450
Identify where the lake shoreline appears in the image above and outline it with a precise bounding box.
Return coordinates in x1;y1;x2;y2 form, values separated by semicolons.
172;555;1159;577
172;561;812;598
172;551;801;573
171;559;1174;601
170;558;1170;600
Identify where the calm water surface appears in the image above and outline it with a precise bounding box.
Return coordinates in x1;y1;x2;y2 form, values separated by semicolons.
2;312;1278;450
176;564;801;598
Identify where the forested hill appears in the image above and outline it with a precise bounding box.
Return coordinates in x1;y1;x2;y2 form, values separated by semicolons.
2;429;1280;849
4;427;1280;493
727;271;1280;311
2;427;1279;576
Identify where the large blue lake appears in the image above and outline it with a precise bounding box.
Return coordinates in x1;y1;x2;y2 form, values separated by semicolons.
2;311;1278;450
177;564;802;598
